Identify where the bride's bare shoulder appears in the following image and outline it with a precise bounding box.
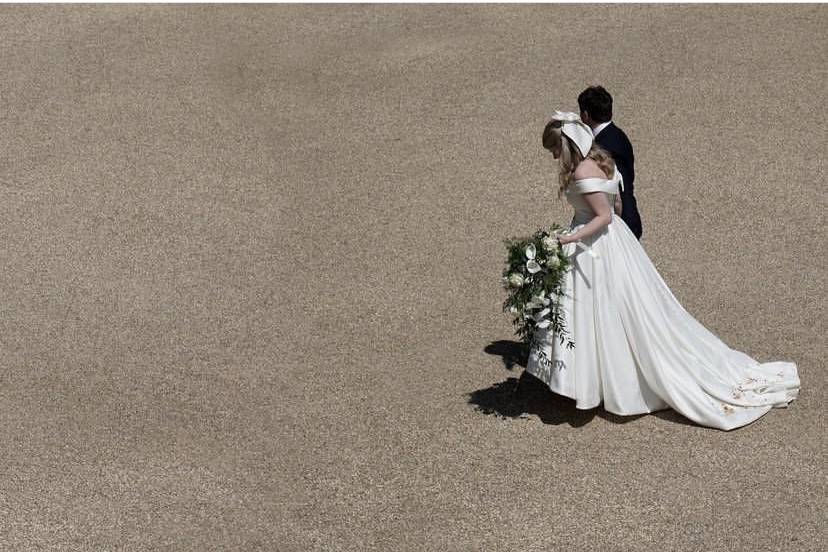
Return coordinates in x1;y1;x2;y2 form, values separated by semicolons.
573;158;606;180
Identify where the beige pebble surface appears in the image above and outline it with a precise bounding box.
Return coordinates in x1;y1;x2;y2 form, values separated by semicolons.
0;5;824;551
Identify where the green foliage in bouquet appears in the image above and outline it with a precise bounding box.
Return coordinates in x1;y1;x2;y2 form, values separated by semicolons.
502;224;574;349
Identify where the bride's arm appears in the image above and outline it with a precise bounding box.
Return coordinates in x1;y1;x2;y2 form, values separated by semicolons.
614;193;623;216
558;192;613;244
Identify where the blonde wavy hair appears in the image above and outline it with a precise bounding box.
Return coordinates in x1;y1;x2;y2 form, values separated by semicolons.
542;119;615;197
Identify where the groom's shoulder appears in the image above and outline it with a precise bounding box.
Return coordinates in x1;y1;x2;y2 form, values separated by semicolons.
607;122;633;148
608;122;630;140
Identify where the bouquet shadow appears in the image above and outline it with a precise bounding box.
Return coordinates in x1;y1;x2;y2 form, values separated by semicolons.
475;340;697;428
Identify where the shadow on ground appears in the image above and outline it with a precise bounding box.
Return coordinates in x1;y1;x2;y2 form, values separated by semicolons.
474;340;698;428
483;340;528;371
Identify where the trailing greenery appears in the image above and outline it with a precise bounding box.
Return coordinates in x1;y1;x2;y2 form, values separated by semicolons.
502;223;575;350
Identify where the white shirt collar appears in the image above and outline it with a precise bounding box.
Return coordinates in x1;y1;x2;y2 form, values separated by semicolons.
592;121;612;137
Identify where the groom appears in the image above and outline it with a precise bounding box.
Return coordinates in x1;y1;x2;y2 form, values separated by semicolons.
577;86;643;239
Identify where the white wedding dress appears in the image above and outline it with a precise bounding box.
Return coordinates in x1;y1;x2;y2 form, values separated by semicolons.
525;169;799;430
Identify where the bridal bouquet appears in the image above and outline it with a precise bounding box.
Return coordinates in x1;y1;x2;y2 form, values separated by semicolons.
502;224;574;349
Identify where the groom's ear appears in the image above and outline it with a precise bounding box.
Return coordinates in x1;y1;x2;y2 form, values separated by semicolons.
580;110;592;125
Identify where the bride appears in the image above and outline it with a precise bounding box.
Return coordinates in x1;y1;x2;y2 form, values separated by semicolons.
525;111;799;431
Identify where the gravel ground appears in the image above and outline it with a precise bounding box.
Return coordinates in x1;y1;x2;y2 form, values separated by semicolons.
0;5;825;551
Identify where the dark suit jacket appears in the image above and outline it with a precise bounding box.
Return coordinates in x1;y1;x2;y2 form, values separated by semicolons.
594;122;642;239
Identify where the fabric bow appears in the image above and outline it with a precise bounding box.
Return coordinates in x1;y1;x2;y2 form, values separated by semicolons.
550;111;593;158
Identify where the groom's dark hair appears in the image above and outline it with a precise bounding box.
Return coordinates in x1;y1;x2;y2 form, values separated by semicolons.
578;86;613;123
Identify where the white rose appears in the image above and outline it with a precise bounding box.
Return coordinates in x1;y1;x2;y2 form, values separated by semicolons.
508;273;525;288
541;235;559;253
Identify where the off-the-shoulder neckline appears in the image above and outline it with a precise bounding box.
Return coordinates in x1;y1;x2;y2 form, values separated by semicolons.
574;176;614;183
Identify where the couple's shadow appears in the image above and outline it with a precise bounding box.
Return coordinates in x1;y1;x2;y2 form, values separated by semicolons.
471;340;694;428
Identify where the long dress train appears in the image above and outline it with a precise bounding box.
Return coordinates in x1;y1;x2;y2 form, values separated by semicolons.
525;171;799;431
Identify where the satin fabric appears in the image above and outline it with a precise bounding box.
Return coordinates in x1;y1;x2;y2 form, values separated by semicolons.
525;173;799;431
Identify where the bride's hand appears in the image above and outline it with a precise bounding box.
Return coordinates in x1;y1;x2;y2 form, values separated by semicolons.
556;233;574;246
